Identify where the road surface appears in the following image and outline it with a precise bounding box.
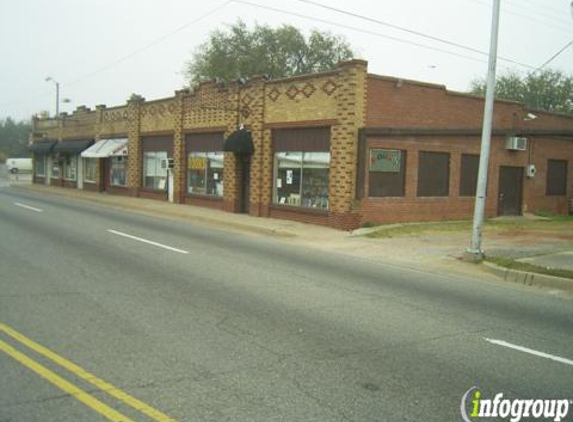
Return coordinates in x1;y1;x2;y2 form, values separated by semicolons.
0;186;571;422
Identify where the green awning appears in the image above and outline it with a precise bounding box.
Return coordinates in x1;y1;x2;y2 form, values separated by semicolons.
29;141;56;155
223;129;253;155
54;139;94;154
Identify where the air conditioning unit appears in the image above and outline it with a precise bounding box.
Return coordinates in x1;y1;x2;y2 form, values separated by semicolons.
505;136;527;151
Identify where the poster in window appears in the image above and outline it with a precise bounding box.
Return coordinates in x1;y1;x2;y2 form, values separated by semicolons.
370;149;401;172
188;156;207;170
286;170;293;185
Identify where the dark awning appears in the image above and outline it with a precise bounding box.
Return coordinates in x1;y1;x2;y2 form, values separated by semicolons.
54;139;94;154
29;141;56;155
223;129;253;155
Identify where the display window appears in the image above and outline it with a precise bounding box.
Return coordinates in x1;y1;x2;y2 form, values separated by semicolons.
64;155;77;181
110;156;127;187
274;152;330;210
35;155;46;176
143;151;168;190
83;158;96;182
188;152;224;196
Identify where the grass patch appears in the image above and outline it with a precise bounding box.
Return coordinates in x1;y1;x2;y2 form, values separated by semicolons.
365;215;573;239
487;257;573;280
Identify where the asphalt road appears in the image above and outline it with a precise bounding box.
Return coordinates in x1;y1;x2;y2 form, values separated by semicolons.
0;186;572;422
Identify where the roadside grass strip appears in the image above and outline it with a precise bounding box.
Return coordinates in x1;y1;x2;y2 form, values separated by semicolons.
0;322;179;422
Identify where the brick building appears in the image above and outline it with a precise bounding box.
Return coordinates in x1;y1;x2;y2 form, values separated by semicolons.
30;60;573;229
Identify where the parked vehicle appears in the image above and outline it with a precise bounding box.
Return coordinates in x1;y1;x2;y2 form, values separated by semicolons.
6;158;32;174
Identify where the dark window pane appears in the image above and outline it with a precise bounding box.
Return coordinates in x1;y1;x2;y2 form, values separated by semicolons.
546;159;567;196
460;154;480;196
368;150;407;197
417;151;450;197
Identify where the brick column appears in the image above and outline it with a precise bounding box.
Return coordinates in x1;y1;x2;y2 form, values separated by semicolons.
223;84;241;213
244;76;265;217
173;90;187;204
329;59;368;230
126;96;143;197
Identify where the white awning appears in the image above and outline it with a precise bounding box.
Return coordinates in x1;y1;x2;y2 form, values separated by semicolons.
81;138;128;158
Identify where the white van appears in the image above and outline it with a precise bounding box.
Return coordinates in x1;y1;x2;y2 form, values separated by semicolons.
6;158;32;174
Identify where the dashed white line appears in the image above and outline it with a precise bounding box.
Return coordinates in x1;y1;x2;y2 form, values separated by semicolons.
484;338;573;366
14;202;43;213
107;229;189;254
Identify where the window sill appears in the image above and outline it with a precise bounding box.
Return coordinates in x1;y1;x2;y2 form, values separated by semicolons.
270;204;329;215
186;193;223;201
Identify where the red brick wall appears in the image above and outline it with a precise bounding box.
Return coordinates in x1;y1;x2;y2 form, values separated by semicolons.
359;136;573;225
184;195;224;211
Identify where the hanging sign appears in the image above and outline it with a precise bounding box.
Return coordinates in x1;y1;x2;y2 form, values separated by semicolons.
369;149;401;172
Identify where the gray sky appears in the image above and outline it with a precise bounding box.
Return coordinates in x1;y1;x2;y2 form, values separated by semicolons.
1;0;572;121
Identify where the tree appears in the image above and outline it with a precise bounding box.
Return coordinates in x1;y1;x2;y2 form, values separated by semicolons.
0;117;31;161
469;69;573;114
184;21;354;84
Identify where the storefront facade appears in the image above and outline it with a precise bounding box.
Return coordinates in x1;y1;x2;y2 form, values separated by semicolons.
30;60;573;229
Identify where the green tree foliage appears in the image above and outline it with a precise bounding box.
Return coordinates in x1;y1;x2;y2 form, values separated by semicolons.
469;69;573;114
185;21;354;83
0;117;31;162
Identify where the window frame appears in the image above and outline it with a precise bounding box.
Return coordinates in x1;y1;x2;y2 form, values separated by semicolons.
368;149;407;198
546;159;568;196
142;150;168;190
187;151;224;197
417;151;450;197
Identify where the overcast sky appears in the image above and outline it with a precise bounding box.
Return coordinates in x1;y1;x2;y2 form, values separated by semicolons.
1;0;571;121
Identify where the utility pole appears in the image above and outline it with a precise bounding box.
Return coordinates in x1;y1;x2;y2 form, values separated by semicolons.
45;77;60;117
467;0;501;260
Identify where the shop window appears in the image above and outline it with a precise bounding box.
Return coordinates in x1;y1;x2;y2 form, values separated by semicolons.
187;151;224;196
417;151;450;197
83;158;96;182
546;159;568;196
368;149;406;197
460;154;480;196
64;156;77;181
51;156;60;179
35;155;46;176
274;152;330;210
110;156;127;187
143;151;167;190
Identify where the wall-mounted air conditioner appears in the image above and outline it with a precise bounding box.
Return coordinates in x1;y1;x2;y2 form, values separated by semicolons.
505;136;527;151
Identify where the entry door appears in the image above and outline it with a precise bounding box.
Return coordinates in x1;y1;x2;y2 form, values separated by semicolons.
498;166;523;216
102;158;110;191
240;155;251;214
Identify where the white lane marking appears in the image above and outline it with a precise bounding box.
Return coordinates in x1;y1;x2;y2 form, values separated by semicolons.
484;338;573;366
14;202;43;213
107;229;189;255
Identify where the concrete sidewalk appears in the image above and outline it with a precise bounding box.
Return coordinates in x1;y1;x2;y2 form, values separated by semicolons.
9;183;573;295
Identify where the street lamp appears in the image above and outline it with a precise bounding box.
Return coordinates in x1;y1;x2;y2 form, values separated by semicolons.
467;0;501;260
45;76;60;117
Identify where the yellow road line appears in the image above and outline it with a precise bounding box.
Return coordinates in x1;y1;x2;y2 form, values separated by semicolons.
0;339;136;422
0;323;179;422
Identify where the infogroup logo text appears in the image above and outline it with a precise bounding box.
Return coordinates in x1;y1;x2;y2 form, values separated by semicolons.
460;387;572;422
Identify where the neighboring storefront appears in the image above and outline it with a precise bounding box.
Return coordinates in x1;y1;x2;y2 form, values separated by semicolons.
29;60;573;229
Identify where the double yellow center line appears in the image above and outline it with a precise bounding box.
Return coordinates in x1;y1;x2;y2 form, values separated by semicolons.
0;322;179;422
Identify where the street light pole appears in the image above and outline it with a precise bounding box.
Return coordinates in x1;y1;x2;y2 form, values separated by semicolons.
467;0;501;260
45;77;60;117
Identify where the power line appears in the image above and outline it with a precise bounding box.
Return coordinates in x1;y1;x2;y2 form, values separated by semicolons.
64;1;232;88
0;1;232;112
532;38;573;73
284;0;535;69
232;0;493;66
464;0;572;34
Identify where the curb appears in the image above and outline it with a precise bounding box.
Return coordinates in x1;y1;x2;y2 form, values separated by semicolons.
482;261;573;293
11;184;297;239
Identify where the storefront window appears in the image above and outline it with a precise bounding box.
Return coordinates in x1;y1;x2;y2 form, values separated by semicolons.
274;152;330;210
143;151;167;190
64;156;77;181
51;155;59;179
110;156;127;187
188;152;224;196
83;158;96;182
35;155;46;176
